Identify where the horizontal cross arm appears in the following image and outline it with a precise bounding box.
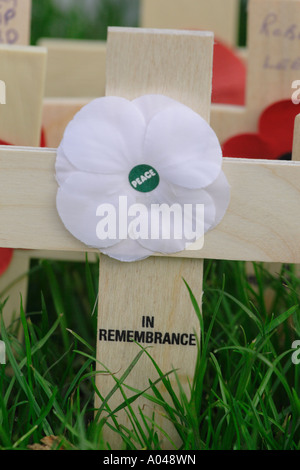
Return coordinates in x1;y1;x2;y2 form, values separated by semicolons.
0;147;299;263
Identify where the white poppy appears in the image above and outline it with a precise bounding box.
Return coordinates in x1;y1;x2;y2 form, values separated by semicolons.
55;94;230;262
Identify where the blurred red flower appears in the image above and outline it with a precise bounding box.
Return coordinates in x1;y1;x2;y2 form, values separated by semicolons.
222;100;300;160
212;40;246;106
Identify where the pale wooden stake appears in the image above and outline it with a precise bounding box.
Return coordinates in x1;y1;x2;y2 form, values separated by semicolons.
0;0;32;46
140;0;240;47
38;39;106;99
0;44;46;330
0;46;46;146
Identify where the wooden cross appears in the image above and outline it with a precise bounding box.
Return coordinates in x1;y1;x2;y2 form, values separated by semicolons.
0;0;46;330
2;25;300;449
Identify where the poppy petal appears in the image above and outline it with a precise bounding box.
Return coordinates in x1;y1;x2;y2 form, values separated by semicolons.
101;238;154;263
212;40;246;106
0;139;11;145
222;133;276;159
61;97;146;174
259;100;300;157
0;248;13;276
144;105;222;189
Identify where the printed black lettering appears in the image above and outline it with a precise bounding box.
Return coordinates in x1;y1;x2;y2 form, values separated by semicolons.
154;332;162;344
162;332;171;344
142;316;154;328
98;328;197;346
180;334;189;346
171;333;180;345
134;330;145;343
115;330;126;342
107;329;113;341
127;330;134;342
189;334;197;346
146;331;153;343
99;329;107;341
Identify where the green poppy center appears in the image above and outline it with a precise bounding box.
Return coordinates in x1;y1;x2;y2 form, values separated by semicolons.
129;164;160;193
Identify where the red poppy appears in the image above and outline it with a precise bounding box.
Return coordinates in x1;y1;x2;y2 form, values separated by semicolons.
212;40;246;106
0;129;46;277
222;100;300;160
0;248;13;276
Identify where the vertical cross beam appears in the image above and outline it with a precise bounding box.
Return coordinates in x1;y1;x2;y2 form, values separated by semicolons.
95;27;213;449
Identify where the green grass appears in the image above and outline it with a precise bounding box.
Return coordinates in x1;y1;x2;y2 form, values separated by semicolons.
30;0;140;45
0;258;299;450
0;0;298;451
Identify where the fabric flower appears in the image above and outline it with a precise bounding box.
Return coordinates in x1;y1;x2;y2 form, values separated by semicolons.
55;95;230;262
222;100;299;160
